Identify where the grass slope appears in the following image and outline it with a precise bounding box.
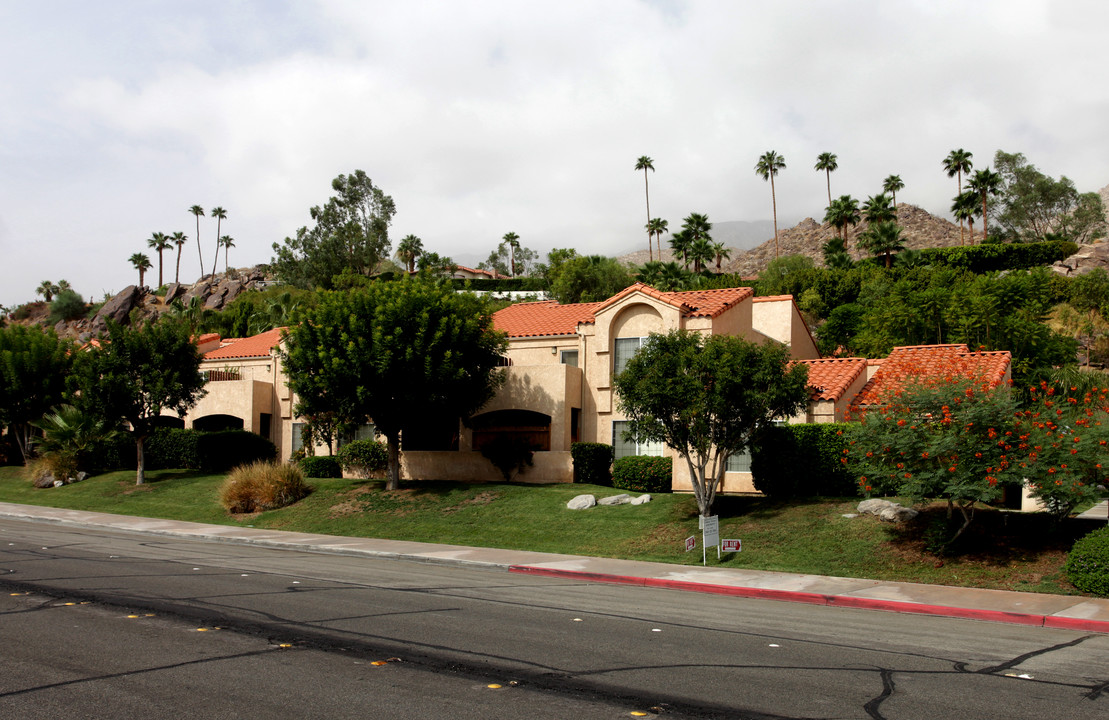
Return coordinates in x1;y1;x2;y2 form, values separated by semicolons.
0;466;1092;595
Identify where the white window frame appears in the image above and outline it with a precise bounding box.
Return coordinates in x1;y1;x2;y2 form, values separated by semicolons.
613;336;647;378
612;420;664;460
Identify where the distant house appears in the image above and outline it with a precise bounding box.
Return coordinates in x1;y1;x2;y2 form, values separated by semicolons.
451;265;502;280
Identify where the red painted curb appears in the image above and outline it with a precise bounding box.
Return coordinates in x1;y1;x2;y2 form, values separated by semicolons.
507;565;1109;634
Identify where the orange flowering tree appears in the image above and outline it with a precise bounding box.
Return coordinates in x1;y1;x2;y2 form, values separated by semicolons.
847;378;1018;544
1013;382;1109;521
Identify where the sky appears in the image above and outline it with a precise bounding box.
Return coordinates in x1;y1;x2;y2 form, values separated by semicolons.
2;0;1108;307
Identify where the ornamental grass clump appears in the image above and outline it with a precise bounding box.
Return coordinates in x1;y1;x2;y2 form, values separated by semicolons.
219;461;311;513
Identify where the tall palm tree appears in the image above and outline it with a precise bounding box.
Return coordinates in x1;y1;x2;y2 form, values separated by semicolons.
210;207;227;273
501;232;520;276
967;168;1004;243
942;150;974;244
755;151;786;259
882;175;904;218
635;156;655;260
669;228;693;269
129;253;152;288
862;193;897;226
146;232;172;288
219;235;235;272
188;205;205;277
646;218;669;261
824;195;860;244
681;213;713;273
951;191;980;243
814;152;838;207
395;234;424;273
36;281;58;302
171;231;188;284
859;221;905;268
711;240;732;273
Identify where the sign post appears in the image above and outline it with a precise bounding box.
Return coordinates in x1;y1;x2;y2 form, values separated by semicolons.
701;515;719;565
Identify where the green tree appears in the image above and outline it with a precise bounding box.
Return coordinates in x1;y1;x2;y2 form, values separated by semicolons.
951;190;981;240
755;151;787;259
417;251;456;276
646;217;668;261
480;240;537;278
270;170;396;290
613;330;810;517
824;194;860;244
281;278;507;490
711;240;731;273
210;207;227;275
882;175;904;217
69;316;206;484
549;255;633;304
858;221;905;268
681;213;713;273
395;234;424;273
188;205;206;278
36;281;59;303
48;289;87;324
129;253;152;287
635;261;695;291
219;235;235;272
862;193;896;225
669;228;693;269
814;152;838;206
501;232;521;276
943;149;974;244
0;325;73;463
146;232;172;288
171;231;188;284
30;404;120;472
822;235;853;270
967;168;1004;243
992;150;1107;243
635;156;656;260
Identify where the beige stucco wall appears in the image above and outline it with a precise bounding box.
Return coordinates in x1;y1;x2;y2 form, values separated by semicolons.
474;363;582;451
505;336;580;366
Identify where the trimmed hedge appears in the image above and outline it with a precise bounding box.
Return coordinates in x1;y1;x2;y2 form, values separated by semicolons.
750;424;857;499
298;455;343;478
1065;526;1109;596
197;430;277;472
915;240;1077;274
88;428;276;472
337;439;388;478
571;442;613;485
612;455;672;494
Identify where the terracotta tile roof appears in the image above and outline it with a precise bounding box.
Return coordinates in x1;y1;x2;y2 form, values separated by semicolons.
592;282;752;319
204;327;288;360
752;295;793;303
853;344;1012;407
793;357;868;401
493;301;603;338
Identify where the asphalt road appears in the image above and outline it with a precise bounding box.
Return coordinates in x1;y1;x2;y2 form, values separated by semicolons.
1;517;1107;719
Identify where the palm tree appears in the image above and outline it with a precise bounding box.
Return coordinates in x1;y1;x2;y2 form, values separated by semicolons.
942;150;974;244
862;193;897;226
680;213;713;273
171;232;188;284
824;195;860;243
882;175;904;218
635;156;655;260
951;191;980;243
395;234;424;273
36;281;59;302
219;235;235;272
146;232;172;288
210;207;227;274
501;232;520;276
967;168;1004;243
669;228;693;269
814;152;838;206
859;221;905;268
711;240;732;273
56;279;71;293
822;235;853;269
646;218;669;261
129;253;152;288
188;205;205;277
755;151;786;258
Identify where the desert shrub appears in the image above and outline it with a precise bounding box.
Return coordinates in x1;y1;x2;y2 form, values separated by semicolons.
1065;526;1109;596
612;455;672;493
571;442;613;485
197;430;277;472
48;289;87;324
298;455;342;478
479;435;534;481
219;461;311;513
337;439;388;478
751;424;858;499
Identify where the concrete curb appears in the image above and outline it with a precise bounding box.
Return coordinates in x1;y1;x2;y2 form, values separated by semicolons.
508;566;1109;634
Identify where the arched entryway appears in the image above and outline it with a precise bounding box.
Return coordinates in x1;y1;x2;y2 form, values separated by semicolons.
470;409;551;452
192;414;245;432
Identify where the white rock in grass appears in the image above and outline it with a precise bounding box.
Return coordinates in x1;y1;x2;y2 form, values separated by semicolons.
598;494;632;506
567;494;597;510
630;494;652;505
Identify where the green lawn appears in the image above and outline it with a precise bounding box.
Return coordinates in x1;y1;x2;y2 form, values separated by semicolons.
0;466;1092;595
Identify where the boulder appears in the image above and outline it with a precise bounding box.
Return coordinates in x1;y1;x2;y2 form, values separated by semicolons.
629;494;652;505
163;283;186;304
75;471;89;483
567;494;596;510
858;498;918;523
598;493;632;506
33;472;56;489
93;285;140;328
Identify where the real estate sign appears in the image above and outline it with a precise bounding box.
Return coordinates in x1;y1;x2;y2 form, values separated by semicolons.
701;515;720;565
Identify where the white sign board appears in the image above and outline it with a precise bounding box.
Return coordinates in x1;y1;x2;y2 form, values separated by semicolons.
701;515;720;564
721;539;742;553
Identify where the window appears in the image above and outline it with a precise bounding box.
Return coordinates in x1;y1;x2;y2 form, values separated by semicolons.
338;423;376;448
725;450;752;473
291;422;306;453
560;349;579;367
612;420;663;459
613;337;647;377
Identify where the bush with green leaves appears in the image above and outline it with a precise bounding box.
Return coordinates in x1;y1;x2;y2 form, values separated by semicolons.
337;439;388;478
751;424;858;499
1064;526;1109;596
144;428;201;470
571;442;613;485
915;240;1077;273
48;289;87;324
612;455;672;494
219;461;311;513
298;455;342;478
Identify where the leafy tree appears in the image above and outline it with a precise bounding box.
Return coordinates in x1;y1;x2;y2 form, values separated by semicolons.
270;170;396;290
210;207;227;274
993;150;1107;243
49;289;87;324
69;316;206;485
417;251;456;276
613;330;810;517
882;175;904;215
147;232;172;288
943;149;974;244
219;235;235;272
814;152;838;207
395;234;424;273
480;239;537;278
129;253;152;287
188;205;206;277
549;255;633;304
171;231;188;284
755;151;786;258
0;325;73;463
967;168;1004;243
757;254;816;297
858;221;905;268
635;156;656;260
282;277;507;490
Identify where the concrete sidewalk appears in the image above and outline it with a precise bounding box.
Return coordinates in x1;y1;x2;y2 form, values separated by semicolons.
2;501;1108;634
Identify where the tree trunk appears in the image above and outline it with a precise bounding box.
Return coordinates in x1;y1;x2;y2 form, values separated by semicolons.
982;196;989;243
770;174;779;259
196;219;204;278
386;432;401;491
157;250;164;288
175;246;182;284
644;171;652;262
135;435;146;485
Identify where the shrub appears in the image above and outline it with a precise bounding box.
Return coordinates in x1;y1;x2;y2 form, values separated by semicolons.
612;455;672;493
751;424;858;499
479;435;534;481
197;430;277;472
916;240;1077;273
1065;526;1109;596
25;454;78;485
48;289;87;324
571;442;613;485
337;439;388;478
219;461;311;513
144;428;201;470
298;455;342;478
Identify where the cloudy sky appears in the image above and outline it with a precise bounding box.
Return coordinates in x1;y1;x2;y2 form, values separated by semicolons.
2;0;1107;307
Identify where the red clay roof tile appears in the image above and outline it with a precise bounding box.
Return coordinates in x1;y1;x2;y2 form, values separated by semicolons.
793;357;868;401
853;344;1011;406
204;327;287;360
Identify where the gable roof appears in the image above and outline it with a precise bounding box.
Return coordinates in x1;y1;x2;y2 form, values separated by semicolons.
593;283;752;319
794;357;868;401
853;344;1011;406
204;327;287;360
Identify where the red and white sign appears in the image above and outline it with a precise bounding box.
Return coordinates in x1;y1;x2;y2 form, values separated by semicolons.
721;539;742;552
685;536;696;552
